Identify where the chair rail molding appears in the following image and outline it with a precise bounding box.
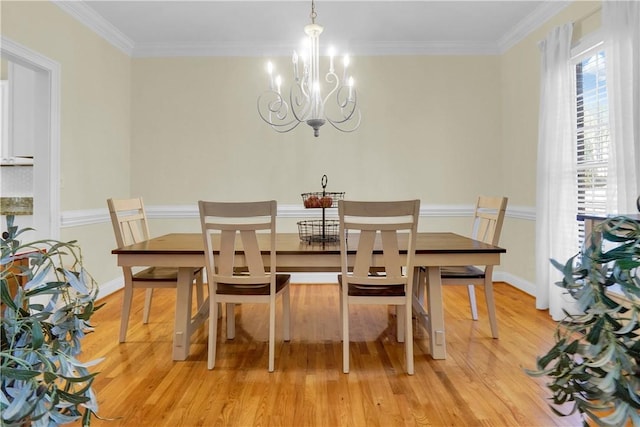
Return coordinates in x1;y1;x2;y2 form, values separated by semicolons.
61;203;536;227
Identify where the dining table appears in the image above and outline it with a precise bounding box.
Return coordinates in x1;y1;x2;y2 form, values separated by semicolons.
112;232;506;361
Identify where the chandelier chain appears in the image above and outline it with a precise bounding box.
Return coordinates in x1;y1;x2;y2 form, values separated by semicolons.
310;0;317;24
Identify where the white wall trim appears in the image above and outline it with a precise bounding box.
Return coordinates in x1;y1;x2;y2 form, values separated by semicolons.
61;203;535;228
498;1;571;53
61;208;110;228
53;1;568;58
494;271;536;296
97;277;123;300
1;37;61;240
506;205;536;221
132;41;502;58
52;0;134;56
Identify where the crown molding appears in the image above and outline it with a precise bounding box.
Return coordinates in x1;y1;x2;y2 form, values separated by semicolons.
52;0;135;56
52;0;568;58
497;1;571;53
132;40;501;58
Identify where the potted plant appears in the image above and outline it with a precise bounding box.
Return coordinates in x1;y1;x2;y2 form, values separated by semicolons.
1;216;103;426
527;216;640;426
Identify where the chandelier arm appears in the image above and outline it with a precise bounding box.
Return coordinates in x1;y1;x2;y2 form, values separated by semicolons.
324;89;359;125
321;72;340;106
257;91;301;130
289;82;312;123
326;109;361;132
269;120;303;133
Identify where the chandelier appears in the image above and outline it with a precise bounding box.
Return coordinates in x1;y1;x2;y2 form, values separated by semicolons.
257;0;361;137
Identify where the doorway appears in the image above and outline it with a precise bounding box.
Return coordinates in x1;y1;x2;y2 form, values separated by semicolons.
1;36;60;240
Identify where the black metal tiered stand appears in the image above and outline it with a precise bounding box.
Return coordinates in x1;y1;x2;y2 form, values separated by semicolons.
298;175;344;244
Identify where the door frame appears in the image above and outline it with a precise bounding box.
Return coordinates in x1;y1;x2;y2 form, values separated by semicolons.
1;36;60;240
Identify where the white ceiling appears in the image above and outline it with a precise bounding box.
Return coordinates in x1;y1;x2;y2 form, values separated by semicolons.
53;0;571;57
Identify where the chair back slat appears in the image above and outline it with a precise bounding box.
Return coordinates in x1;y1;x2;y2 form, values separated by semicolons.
353;229;376;277
240;229;266;275
199;200;276;290
471;196;508;245
217;229;237;276
381;229;403;279
107;197;151;248
339;200;420;288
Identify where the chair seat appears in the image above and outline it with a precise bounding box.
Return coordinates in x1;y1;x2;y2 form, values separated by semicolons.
441;265;485;279
133;266;202;281
338;275;405;297
217;273;290;295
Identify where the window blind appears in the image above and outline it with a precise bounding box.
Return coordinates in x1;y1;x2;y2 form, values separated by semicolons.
574;49;609;244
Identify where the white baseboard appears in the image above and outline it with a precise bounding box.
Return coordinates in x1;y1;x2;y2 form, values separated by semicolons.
98;277;123;300
494;271;536;296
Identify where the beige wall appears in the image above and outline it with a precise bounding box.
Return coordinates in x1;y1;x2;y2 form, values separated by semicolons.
1;0;604;295
131;55;502;207
1;1;131;284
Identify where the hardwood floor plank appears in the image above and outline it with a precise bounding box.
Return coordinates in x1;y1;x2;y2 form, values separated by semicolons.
83;283;582;426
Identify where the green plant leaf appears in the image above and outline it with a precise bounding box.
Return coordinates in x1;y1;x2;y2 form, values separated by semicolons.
586;317;604;345
0;279;18;311
0;366;40;380
30;320;44;350
56;389;91;405
44;371;58;384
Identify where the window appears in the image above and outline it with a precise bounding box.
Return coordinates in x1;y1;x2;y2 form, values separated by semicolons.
572;38;610;245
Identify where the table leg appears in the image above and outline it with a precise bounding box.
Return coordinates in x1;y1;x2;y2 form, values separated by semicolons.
173;267;195;360
426;266;446;359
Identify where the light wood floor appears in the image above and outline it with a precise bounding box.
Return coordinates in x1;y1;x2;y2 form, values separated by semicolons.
82;282;583;427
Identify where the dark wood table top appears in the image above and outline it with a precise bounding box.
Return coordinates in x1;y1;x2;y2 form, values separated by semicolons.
112;232;505;256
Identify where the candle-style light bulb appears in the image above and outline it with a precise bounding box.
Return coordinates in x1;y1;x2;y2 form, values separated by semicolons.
292;51;299;80
275;75;282;94
267;61;274;90
348;76;354;100
328;46;335;73
343;55;350;81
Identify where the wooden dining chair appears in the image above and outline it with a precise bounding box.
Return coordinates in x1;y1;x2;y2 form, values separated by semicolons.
199;200;291;372
107;197;204;342
338;199;420;375
440;195;508;338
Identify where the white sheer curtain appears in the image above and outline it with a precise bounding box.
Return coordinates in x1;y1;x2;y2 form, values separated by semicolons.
603;1;640;213
535;23;579;320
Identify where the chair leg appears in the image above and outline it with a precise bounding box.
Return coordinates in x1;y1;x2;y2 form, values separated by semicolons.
342;298;350;374
195;270;204;307
142;288;153;324
226;303;235;339
338;285;343;339
483;273;499;338
119;285;134;343
405;297;414;375
268;294;276;372
396;305;405;343
283;286;291;342
416;268;426;304
208;295;218;370
467;284;479;321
